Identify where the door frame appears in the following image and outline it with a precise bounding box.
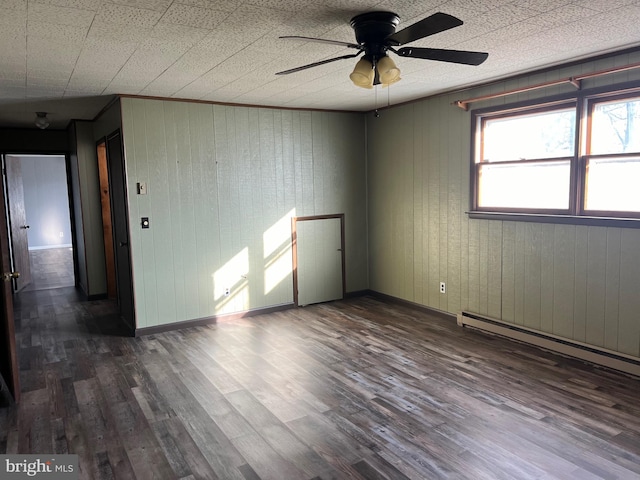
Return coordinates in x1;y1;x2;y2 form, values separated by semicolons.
2;152;78;292
96;139;117;299
0;150;77;403
104;130;135;331
291;213;346;307
0;163;20;402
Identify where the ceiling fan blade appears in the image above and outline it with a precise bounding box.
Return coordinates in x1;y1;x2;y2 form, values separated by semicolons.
279;36;360;49
397;47;488;66
386;12;463;46
275;52;362;75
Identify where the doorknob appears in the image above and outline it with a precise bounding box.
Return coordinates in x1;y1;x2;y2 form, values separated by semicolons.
20;225;30;229
3;272;20;281
119;241;128;247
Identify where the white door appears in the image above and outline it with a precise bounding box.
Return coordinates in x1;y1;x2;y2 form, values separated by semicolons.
296;217;343;306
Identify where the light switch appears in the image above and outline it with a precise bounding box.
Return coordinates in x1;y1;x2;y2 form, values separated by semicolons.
137;182;147;195
141;217;150;229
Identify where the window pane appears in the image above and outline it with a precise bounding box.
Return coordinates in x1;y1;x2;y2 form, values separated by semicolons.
478;161;571;209
482;108;575;162
590;98;640;154
585;156;640;212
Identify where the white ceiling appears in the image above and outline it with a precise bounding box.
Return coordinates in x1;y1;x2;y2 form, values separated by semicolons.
2;0;640;129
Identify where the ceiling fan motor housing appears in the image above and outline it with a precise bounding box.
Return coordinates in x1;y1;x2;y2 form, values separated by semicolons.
350;11;400;59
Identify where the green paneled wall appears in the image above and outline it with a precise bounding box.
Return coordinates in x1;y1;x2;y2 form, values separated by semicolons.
120;98;367;328
368;50;640;359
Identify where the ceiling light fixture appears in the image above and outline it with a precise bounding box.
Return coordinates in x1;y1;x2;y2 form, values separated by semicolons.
349;58;375;88
35;112;50;129
377;56;401;86
349;55;401;89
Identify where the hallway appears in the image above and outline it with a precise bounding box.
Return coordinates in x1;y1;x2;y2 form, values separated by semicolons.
23;247;75;292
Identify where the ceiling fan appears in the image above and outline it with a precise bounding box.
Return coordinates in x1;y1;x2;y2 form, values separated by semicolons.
276;11;488;89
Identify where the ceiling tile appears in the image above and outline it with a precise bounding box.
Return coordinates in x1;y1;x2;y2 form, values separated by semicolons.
160;3;229;29
31;0;102;11
175;0;240;12
27;21;88;43
0;8;27;25
109;0;173;13
2;0;640;125
95;3;164;28
27;3;95;27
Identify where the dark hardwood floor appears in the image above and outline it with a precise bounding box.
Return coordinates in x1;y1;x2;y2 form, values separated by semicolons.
1;291;639;479
23;247;75;291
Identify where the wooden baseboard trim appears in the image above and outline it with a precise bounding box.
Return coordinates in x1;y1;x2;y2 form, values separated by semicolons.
459;311;640;378
87;293;108;301
367;290;457;322
344;289;371;299
135;303;295;337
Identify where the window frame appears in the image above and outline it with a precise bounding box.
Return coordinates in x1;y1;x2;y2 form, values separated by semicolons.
581;91;640;218
470;81;640;226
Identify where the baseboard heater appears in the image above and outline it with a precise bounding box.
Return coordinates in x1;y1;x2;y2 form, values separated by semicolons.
457;311;640;378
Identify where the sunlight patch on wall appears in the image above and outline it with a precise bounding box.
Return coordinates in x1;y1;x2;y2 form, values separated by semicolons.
213;247;250;312
263;209;295;295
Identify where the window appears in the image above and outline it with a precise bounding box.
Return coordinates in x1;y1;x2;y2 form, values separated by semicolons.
472;88;640;221
584;94;640;214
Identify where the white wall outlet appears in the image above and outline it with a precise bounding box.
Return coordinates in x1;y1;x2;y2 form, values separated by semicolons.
439;282;446;294
59;232;64;237
224;287;230;297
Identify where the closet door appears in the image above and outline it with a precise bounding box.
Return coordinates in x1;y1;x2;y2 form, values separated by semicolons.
295;215;344;306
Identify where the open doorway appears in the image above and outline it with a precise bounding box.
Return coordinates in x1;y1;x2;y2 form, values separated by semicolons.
3;154;75;292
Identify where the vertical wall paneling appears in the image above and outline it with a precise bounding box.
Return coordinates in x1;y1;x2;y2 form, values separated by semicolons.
540;224;555;333
367;50;640;360
446;94;464;313
427;101;440;307
572;225;589;342
585;227;607;347
467;219;480;314
513;222;526;326
501;222;516;322
121;98;366;328
477;220;489;316
522;224;542;330
486;221;502;319
413;103;425;305
552;225;576;339
604;228;621;352
618;229;640;357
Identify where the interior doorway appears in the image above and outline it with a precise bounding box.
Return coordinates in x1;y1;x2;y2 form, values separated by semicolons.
2;154;75;292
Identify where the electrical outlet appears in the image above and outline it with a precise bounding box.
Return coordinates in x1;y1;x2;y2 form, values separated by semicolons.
224;287;230;297
439;282;446;294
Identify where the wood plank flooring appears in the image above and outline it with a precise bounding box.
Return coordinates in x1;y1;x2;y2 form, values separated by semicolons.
23;247;75;291
1;289;639;479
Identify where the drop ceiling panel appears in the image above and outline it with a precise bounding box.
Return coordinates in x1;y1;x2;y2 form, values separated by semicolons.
1;0;640;128
95;3;164;28
31;0;102;10
27;2;95;26
175;0;241;13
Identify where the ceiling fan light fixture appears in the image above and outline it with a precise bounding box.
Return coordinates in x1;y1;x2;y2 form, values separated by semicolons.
350;58;374;88
34;112;50;130
378;56;401;86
